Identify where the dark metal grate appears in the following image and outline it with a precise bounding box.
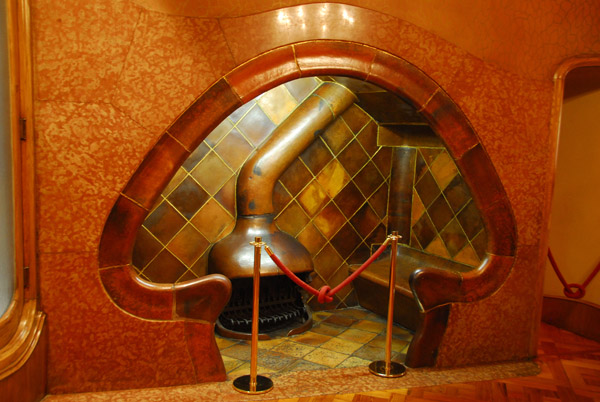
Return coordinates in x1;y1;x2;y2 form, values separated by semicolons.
219;275;310;334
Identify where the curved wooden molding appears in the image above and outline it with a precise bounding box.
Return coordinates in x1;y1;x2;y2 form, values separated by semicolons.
98;39;517;367
0;300;45;381
542;295;600;342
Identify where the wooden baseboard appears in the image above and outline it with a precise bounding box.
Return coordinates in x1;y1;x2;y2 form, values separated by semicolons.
542;295;600;342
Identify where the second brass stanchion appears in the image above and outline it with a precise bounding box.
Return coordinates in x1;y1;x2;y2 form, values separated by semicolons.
232;236;274;394
368;231;407;378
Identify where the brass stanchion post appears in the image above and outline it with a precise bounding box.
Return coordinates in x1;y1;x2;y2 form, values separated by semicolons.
369;231;407;378
232;237;274;394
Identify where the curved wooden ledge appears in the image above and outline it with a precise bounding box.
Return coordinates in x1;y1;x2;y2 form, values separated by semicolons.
98;40;516;367
0;299;45;381
99;265;231;322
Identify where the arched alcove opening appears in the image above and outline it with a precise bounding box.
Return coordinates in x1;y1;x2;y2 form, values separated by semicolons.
98;40;516;369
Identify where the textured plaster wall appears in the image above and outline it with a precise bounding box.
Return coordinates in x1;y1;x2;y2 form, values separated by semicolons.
31;0;600;393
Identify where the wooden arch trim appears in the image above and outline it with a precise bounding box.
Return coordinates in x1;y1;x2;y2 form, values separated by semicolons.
98;40;517;366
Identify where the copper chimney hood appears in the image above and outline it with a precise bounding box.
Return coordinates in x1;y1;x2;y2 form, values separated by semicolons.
208;82;356;337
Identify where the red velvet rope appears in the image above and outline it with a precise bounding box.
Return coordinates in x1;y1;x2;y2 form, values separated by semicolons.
548;248;600;299
265;238;391;304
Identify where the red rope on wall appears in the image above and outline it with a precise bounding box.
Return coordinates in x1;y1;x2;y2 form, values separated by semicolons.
265;238;391;304
548;248;600;299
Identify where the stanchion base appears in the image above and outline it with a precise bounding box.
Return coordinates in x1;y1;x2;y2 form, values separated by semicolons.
232;375;274;394
368;360;407;378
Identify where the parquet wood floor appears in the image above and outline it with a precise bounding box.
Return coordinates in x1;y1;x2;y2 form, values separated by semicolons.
272;323;600;402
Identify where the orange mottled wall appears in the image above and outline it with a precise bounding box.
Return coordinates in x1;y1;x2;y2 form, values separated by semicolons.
30;0;600;393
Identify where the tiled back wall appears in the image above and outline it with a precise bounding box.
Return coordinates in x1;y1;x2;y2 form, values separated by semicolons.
132;76;485;310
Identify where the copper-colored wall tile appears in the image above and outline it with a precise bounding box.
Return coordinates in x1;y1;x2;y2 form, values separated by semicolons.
190;152;233;196
132;227;163;269
166;177;209;219
333;181;365;218
213;128;254;171
142;249;188;283
322;118;354;155
236;104;277;146
316;159;351;199
300;139;334;175
285;77;320;102
167;224;209;267
341;105;370;134
191;199;235;243
143;202;187;245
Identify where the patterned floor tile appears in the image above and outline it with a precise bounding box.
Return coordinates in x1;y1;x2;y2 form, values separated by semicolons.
337;328;378;344
303;348;350;368
320;337;363;355
271;341;316;358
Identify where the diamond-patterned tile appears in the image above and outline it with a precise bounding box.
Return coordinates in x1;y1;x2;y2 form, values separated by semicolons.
440;218;469;257
279;158;313;195
353;162;384;198
275;201;310;237
144;201;187;244
297;180;329;217
226;100;254;124
425;235;451;260
313;244;344;281
341;104;370;134
357;121;379;156
300;138;334;175
132;226;163;269
256;84;298;124
322;117;353;155
333;181;365;218
297;223;327;255
338;140;369;177
457;199;485;239
372;146;392;176
142;249;187;283
415;170;440;208
369;183;389;219
166;176;209;219
429;150;459;190
161;167;187;197
166;223;209;266
203;118;233;147
236;103;276;146
182;142;210;172
273;180;293;215
191;198;234;242
411;191;426;225
190;151;232;195
420;148;444;166
285;76;320;102
313;202;347;239
471;229;487;260
415;150;428;182
316;159;351;199
214;128;254;171
350;204;379;238
428;194;454;232
214;175;236;216
330;224;362;260
453;243;481;266
444;174;472;213
413;212;437;249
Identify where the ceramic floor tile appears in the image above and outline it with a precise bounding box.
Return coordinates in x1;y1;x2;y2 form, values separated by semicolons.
336;356;372;369
290;331;333;346
220;344;252;361
311;323;347;337
351;319;387;333
322;314;359;328
271;341;316;358
337;328;378;344
216;337;239;349
352;345;386;361
366;335;409;352
335;307;371;320
256;337;287;350
303;348;349;368
320;337;363;355
226;362;275;379
222;356;244;373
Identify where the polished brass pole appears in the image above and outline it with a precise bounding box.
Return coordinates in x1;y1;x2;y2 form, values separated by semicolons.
369;231;407;378
233;237;273;394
